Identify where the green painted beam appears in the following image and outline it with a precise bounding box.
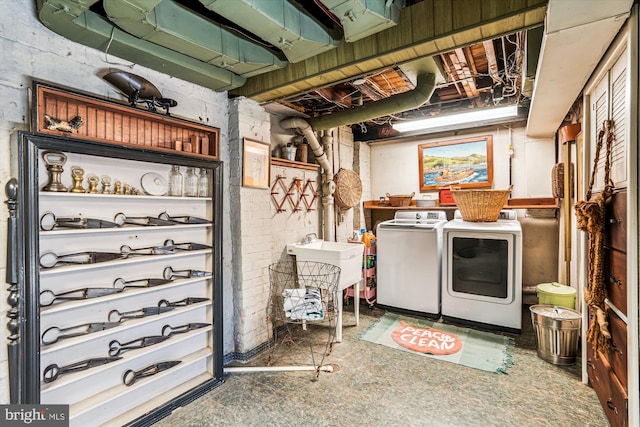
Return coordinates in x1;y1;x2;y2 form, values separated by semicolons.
231;0;548;102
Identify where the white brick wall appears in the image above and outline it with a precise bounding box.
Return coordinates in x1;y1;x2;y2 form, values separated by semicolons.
0;1;232;402
228;98;276;353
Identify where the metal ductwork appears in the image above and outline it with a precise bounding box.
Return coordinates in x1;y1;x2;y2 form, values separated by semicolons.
36;0;246;91
36;0;410;93
321;0;400;42
199;0;341;64
307;72;436;131
103;0;287;77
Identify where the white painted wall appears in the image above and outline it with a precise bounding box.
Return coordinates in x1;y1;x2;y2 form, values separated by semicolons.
370;126;555;200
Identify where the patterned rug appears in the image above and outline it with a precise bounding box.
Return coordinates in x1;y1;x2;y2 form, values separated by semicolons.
359;312;515;374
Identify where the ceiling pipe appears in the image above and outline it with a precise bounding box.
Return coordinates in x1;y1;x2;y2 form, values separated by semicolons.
36;0;246;91
103;0;287;77
199;0;341;64
306;72;436;131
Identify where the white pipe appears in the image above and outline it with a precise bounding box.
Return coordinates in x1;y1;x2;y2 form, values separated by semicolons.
322;129;336;241
280;117;336;241
279;117;330;172
224;365;335;373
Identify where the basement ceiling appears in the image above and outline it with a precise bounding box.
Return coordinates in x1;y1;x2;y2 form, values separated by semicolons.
36;0;548;140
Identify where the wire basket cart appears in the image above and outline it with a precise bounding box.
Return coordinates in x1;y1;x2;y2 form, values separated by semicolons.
267;260;341;379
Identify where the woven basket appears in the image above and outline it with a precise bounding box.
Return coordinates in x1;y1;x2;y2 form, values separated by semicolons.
334;168;362;209
386;192;415;207
450;186;512;222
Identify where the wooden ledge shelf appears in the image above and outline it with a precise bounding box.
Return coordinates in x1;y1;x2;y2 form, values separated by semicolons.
364;197;559;211
271;157;319;171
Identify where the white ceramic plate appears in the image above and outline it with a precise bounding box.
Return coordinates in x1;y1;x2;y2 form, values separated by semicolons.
141;172;167;196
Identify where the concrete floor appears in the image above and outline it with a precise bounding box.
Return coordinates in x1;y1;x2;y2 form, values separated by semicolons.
153;304;608;427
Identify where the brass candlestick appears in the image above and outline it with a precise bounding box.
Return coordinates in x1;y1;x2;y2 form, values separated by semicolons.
70;167;86;193
42;151;68;192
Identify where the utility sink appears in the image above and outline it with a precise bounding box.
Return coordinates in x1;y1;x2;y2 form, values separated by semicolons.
286;239;364;290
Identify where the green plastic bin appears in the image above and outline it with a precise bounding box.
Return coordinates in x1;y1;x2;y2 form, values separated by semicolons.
536;282;576;309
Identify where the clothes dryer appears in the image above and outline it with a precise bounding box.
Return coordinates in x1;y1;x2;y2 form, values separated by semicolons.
441;210;522;333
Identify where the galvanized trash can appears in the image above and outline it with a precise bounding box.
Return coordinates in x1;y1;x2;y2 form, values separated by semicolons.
529;304;581;365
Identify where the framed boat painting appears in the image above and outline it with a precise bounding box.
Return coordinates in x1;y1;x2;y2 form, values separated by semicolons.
418;135;493;191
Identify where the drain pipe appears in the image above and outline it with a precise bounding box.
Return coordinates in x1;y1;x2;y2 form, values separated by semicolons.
280;117;335;241
322;128;336;241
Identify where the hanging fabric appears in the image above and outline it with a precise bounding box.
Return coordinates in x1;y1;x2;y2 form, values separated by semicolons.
574;120;615;356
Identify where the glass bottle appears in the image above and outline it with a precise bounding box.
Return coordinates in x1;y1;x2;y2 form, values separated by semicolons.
198;168;210;197
168;165;183;197
184;166;198;197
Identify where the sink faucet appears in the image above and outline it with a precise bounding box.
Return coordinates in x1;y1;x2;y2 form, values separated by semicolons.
302;233;318;244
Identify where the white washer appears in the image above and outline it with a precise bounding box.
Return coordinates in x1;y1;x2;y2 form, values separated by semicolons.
441;210;522;332
376;211;448;316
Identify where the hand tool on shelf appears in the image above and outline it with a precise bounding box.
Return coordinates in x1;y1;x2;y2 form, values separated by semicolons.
113;212;176;227
123;360;182;386
161;323;211;337
158;211;211;225
39;250;126;268
113;276;173;290
161;239;211;251
158;297;209;307
108;335;170;356
40;287;123;307
118;243;176;257
43;357;122;383
40;241;182;268
40;212;120;231
107;306;175;323
42;322;121;345
163;266;211;280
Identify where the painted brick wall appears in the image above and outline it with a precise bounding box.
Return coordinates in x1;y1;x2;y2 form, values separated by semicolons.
0;1;232;402
228;98;275;352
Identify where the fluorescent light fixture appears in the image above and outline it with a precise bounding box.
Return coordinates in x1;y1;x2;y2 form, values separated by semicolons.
392;105;520;132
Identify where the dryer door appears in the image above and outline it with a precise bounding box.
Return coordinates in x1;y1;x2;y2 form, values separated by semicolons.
445;231;516;304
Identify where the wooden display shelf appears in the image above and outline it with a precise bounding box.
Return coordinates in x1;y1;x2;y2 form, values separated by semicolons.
271;157;319;171
33;81;219;159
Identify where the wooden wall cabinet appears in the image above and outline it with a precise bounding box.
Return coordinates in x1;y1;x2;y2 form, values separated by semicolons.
34;82;219;159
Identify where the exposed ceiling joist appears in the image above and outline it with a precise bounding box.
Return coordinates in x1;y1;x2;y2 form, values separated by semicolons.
231;0;547;102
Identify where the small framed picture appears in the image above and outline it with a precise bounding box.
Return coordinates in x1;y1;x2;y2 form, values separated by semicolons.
242;138;270;189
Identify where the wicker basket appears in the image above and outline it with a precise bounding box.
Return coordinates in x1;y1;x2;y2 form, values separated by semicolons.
450;186;512;222
386;192;415;207
334;168;362;209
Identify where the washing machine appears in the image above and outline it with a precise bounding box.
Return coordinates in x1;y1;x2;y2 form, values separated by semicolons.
441;210;522;333
376;210;448;316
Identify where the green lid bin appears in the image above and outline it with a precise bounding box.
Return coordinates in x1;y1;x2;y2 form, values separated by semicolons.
536;282;576;309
